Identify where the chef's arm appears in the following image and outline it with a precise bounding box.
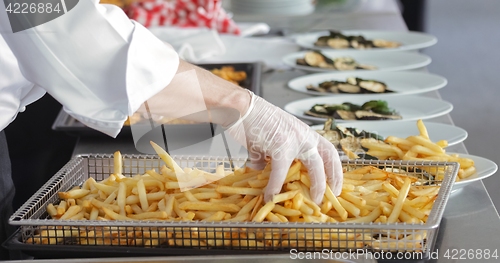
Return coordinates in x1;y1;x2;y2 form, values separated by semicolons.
137;59;251;128
142;59;343;202
0;1;178;137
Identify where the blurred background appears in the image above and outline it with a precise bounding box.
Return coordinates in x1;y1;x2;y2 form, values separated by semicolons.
421;0;500;210
5;0;500;213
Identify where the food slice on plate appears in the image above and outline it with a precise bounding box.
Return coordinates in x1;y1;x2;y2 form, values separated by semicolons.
305;99;402;121
296;50;376;70
314;30;401;50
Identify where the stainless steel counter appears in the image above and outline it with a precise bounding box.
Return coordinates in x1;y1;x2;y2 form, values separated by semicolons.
69;1;500;262
5;254;377;263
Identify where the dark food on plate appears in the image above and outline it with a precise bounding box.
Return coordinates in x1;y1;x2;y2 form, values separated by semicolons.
315;30;401;49
296;51;376;70
307;77;393;94
316;118;383;155
306;100;402;120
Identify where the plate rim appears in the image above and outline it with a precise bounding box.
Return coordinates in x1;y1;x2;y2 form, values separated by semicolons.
284;95;454;123
282;51;432;73
294;30;438;52
287;71;448;97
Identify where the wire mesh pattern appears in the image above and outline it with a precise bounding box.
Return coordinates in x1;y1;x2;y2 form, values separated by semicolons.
10;154;458;257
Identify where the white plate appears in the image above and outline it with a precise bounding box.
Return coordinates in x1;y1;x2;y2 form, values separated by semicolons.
288;71;447;97
284;95;453;124
451;153;498;190
311;121;467;147
282;51;431;73
294;30;437;52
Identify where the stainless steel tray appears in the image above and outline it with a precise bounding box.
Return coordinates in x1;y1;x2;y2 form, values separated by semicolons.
8;154;458;258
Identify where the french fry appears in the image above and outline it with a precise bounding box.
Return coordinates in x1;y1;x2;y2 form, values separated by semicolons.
382;182;399;198
60;205;82;220
250;195;263;220
406;136;444;154
416;119;429;139
236;196;259;217
387;177;411;223
117;182;127;215
58;189;91;200
113;151;122;175
325;185;348;220
459;166;476;179
192;192;220;200
272;204;301;217
385;136;414;148
103;190;118;204
338;197;360;217
89;207;99;220
150;141;183;173
265;212;282;223
272;190;299;204
137;179;149;211
47;204;58;218
400;202;426;220
340;192;366;207
345;207;381;223
178;201;241;213
436;140;448;148
252;201;275;222
145;169;167;183
216;185;263;196
129;211;168;220
91;199;120;213
56;200;67;215
102;207;134;221
247;179;268;188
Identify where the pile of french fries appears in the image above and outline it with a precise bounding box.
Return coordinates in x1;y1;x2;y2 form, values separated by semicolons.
28;142;441;252
347;120;476;181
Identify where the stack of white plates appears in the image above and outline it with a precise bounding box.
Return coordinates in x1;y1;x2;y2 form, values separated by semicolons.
230;0;315;15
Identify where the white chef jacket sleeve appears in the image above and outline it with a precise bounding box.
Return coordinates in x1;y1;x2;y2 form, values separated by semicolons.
0;35;46;132
0;0;179;137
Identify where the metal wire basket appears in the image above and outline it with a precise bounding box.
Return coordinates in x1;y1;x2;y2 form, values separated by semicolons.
9;154;458;258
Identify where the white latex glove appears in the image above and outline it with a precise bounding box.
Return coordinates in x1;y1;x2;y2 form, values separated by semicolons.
227;92;343;204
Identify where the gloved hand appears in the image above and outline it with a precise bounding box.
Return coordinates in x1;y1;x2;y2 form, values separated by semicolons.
227;92;343;204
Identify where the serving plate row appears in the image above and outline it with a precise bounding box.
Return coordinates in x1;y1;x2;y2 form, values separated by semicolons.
283;30;495;189
283;51;431;73
288;71;447;97
284;95;453;124
294;30;437;52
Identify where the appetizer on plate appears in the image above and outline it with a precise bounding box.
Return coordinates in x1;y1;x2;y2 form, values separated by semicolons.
340;119;478;182
296;51;376;70
316;118;384;155
315;30;401;49
306;76;392;94
306;100;402;120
